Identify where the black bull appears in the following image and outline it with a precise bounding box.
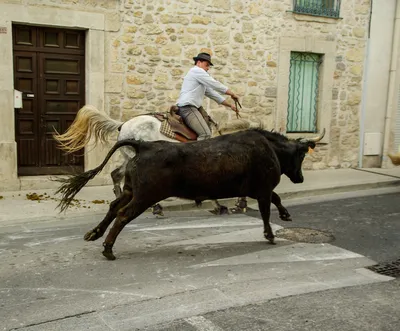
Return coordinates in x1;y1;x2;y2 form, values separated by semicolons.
56;129;322;260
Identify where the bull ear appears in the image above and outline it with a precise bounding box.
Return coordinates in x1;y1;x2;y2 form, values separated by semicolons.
307;141;316;149
299;141;315;154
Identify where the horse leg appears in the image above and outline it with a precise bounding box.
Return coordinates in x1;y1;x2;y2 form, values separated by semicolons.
152;203;164;216
84;189;133;242
111;162;127;198
271;191;292;221
229;197;248;214
211;199;229;215
102;198;150;260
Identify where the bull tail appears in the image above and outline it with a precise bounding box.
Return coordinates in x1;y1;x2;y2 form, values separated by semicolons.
52;105;123;154
55;139;141;212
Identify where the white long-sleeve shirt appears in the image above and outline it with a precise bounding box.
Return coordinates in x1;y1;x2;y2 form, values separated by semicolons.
176;66;228;108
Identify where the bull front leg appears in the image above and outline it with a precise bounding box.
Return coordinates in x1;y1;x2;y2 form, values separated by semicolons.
257;195;275;245
271;192;292;221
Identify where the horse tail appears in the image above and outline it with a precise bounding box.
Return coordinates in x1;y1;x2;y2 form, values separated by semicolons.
56;139;142;212
53;105;123;154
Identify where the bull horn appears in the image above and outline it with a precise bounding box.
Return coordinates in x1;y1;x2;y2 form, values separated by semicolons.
302;128;326;142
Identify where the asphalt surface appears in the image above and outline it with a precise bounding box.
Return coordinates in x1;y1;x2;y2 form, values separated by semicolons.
247;191;400;263
0;189;399;331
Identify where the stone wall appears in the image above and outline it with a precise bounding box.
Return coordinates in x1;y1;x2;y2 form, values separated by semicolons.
104;0;370;169
5;0;371;171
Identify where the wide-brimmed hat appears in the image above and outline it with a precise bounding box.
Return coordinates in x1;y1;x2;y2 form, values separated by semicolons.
193;52;214;66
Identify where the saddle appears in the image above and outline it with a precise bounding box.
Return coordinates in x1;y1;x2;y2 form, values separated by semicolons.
156;106;217;143
155;106;197;142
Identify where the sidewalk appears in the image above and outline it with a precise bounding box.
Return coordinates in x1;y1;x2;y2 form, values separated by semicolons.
1;167;400;225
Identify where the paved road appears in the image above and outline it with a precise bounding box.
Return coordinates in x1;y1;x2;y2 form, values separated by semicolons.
0;188;399;330
247;189;400;263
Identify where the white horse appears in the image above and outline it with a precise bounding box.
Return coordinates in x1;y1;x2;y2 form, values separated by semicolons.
53;105;245;215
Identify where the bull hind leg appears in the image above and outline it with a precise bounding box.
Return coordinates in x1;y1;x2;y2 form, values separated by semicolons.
271;192;292;221
84;189;132;242
111;159;164;216
257;195;275;245
102;198;150;260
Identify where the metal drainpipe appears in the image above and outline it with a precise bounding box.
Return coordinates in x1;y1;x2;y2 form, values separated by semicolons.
382;0;400;166
358;1;372;169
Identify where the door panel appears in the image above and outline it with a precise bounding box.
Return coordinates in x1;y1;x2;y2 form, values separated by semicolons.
14;51;39;170
13;25;85;175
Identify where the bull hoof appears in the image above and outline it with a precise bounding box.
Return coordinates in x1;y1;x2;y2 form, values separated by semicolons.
84;228;102;241
279;213;292;222
102;250;116;260
102;243;116;260
264;234;276;245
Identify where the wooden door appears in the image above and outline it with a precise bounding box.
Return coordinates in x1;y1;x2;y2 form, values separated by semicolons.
13;25;85;175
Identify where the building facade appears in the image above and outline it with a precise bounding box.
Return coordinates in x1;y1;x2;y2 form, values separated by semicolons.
0;0;373;191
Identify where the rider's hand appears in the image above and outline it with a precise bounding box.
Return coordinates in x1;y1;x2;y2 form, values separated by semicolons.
230;103;239;113
231;93;239;102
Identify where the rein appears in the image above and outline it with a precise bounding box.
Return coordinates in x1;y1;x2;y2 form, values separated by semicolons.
234;99;242;119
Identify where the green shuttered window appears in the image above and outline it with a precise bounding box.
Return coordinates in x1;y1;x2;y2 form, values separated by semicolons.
287;52;322;133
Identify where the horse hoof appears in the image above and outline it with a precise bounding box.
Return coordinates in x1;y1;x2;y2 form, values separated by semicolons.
152;205;164;217
152;210;164;217
216;206;229;215
230;207;245;214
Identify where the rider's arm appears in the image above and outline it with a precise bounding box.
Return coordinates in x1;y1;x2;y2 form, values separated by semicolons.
205;86;225;104
194;68;228;94
205;88;237;112
221;99;239;112
225;89;239;101
193;68;239;101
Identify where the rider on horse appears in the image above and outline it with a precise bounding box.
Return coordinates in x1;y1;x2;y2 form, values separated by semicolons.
176;52;241;139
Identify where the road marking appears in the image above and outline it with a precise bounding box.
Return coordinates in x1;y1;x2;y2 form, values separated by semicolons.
184;316;224;331
0;287;156;299
126;222;260;231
